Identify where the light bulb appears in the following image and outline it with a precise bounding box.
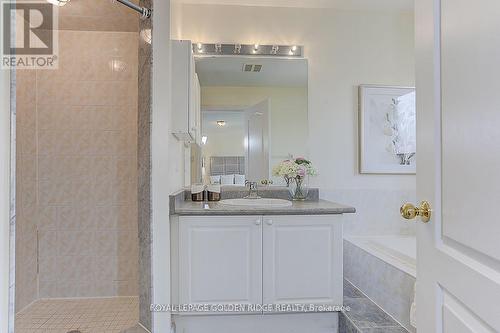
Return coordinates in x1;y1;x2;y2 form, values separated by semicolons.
46;0;70;6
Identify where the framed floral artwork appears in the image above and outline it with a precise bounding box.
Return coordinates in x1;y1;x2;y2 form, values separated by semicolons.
359;85;416;174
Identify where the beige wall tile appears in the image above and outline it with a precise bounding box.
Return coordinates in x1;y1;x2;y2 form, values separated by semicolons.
17;30;139;305
94;230;118;257
16;103;36;129
38;256;58;282
57;231;95;256
38;230;57;259
39;281;58;298
37;205;57;231
19;154;37;181
115;280;138;296
16;70;36;105
57;255;94;282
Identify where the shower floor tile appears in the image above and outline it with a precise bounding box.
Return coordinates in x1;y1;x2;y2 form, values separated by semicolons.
15;297;138;333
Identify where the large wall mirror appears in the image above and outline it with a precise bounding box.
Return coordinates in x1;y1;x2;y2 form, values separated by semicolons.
191;55;308;186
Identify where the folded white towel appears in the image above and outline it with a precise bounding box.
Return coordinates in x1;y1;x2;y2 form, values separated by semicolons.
206;184;221;193
191;184;205;194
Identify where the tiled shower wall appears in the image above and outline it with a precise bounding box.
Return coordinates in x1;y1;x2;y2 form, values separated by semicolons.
16;30;139;311
16;70;38;312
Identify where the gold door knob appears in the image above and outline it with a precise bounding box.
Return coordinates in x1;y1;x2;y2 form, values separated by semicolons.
400;201;432;223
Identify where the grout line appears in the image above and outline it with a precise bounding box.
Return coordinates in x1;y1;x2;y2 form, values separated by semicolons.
339;311;363;333
344;278;409;332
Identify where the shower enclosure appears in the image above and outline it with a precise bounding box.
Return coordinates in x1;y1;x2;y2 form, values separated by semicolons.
12;0;151;331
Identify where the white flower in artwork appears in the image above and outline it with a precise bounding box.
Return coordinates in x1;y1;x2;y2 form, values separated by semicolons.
384;91;416;165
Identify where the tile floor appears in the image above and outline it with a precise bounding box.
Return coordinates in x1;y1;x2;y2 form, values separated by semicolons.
14;297;138;333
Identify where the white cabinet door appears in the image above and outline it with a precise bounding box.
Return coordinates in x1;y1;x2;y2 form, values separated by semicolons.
179;216;263;309
172;40;200;142
263;215;342;307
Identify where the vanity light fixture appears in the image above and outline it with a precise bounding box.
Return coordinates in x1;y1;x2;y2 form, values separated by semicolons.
217;120;226;127
46;0;70;6
192;43;303;57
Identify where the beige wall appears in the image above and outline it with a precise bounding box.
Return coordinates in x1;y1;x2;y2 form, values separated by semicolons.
15;30;139;310
174;4;416;235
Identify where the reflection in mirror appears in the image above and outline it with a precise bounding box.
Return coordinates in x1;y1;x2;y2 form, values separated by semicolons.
191;56;308;186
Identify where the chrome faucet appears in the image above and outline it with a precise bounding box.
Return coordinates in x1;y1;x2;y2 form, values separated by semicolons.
244;181;261;199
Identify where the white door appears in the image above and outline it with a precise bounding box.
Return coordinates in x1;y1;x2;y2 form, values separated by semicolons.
245;100;269;181
262;215;342;308
178;216;262;310
415;0;500;331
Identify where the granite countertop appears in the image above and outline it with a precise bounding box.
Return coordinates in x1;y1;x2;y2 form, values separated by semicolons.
173;199;355;216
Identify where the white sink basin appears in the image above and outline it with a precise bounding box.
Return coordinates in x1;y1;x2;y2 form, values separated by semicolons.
219;198;292;208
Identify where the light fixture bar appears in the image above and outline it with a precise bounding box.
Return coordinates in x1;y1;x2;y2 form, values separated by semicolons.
115;0;151;19
193;43;303;57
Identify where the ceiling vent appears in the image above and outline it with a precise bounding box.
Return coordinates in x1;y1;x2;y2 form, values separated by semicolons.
243;64;263;72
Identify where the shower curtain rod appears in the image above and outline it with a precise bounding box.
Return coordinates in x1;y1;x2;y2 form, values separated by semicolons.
115;0;151;19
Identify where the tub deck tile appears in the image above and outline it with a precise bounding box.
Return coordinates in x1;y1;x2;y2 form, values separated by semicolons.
340;279;409;333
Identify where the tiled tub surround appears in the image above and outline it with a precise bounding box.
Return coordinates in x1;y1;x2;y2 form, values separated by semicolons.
341;280;408;333
15;30;139;306
344;238;416;332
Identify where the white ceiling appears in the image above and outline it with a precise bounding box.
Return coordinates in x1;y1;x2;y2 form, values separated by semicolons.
173;0;413;11
195;56;308;87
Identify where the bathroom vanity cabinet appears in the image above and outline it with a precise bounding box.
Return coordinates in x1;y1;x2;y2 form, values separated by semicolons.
171;214;343;313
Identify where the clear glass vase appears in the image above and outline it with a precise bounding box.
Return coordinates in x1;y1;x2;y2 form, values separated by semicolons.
288;176;309;200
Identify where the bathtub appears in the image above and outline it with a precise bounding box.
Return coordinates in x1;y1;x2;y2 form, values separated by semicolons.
344;235;416;277
344;235;416;332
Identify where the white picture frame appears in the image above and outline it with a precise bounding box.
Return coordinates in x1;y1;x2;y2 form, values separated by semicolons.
359;85;416;174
